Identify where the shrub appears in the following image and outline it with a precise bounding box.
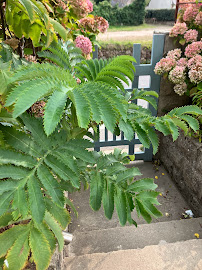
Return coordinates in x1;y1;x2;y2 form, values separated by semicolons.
93;0;146;25
145;9;175;22
154;2;202;106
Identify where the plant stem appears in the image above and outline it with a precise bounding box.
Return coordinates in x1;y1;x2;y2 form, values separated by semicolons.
0;0;6;40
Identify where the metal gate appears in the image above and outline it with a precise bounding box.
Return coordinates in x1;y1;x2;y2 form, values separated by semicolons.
93;34;166;161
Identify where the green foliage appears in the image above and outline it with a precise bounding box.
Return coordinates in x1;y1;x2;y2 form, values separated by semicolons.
93;0;146;26
118;91;202;154
37;40;84;70
3;0;68;46
1;40;202;270
145;9;175;22
89;149;161;225
75;55;136;92
5;54;135;135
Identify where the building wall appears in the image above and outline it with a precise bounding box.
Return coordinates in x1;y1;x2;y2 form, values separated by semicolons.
147;0;176;9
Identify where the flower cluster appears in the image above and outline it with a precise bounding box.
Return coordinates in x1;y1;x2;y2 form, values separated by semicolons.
169;23;188;37
167;49;182;60
189;61;202;84
195;11;202;25
185;41;202;58
174;83;187;96
177;58;188;67
155;0;202;98
168;66;186;84
69;0;93;19
75;35;92;55
154;57;176;75
183;7;199;22
79;16;109;33
184;29;198;43
56;0;69;11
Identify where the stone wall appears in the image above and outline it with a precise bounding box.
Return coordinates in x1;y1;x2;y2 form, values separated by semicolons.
157;33;202;216
158;132;202;216
157;33;190;116
98;45;151;63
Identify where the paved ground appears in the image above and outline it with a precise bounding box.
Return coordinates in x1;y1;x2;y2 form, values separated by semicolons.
97;25;172;43
64;239;202;270
68;161;191;233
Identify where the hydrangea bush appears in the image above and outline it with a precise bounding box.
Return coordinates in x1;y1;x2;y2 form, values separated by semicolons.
154;1;202;105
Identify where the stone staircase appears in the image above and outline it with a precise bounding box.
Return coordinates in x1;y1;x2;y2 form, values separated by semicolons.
64;162;202;270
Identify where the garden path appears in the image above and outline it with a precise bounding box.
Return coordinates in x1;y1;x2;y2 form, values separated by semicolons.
97;25;172;43
64;161;202;269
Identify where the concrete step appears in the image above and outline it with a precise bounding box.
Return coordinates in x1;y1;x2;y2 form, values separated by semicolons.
64;239;202;270
68;217;202;257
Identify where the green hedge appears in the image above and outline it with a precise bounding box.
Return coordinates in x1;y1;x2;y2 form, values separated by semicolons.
145;9;175;21
93;0;146;26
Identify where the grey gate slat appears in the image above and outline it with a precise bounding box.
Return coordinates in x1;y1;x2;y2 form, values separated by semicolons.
92;34;166;160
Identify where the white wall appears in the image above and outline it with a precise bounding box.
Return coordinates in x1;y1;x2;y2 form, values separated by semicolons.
146;0;176;9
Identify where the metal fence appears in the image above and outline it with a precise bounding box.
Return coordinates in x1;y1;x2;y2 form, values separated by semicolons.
93;34;166;161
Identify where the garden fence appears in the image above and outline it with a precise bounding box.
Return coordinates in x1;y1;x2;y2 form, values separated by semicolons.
93;34;166;161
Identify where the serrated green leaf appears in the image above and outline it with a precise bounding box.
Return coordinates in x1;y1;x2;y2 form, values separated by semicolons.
119;119;134;141
44;90;67;136
29;227;51;270
135;198;151;223
45;198;70;230
166;119;179;141
172;118;188;134
0;190;14;216
0;148;36;168
106;163;126;176
36;222;56;254
154;119;171;136
175;105;202;116
5;230;30;270
27;175;45;224
45;156;79;188
134;123;150;148
0;213;13;229
90;171;104;211
44;211;64;252
50;18;67;41
180;115;199;132
116;167;142;184
37;164;64;207
0;225;26;257
114;187;127;226
1;126;41;157
12;188;29;218
102;178;114;220
128;178;157;192
0;165;28;180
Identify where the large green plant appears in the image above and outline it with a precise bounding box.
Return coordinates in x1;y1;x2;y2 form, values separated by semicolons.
0;41;202;270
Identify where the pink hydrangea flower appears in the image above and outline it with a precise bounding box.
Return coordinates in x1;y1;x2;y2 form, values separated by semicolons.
154;57;176;75
195;12;202;25
95;16;109;33
168;66;186;84
169;23;188;37
184;29;198;43
188;55;202;68
75;35;92;55
185;41;202;58
177;58;188;68
167;49;182;60
174;83;187;96
183;7;199;22
188;61;202;84
69;0;93;18
79;16;109;33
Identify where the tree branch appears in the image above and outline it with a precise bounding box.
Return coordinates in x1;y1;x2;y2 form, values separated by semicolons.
0;0;6;40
